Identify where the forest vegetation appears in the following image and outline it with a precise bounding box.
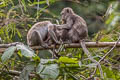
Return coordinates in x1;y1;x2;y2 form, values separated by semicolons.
0;0;120;80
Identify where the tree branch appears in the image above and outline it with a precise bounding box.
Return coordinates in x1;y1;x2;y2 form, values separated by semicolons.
1;70;35;78
1;42;120;53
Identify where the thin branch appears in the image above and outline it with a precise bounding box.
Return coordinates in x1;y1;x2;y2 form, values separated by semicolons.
98;36;120;63
18;0;24;15
0;42;22;48
91;36;120;78
80;42;103;78
1;70;35;78
57;0;80;3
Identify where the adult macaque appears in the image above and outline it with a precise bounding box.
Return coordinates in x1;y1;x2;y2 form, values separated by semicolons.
59;7;88;43
59;7;103;77
27;21;60;47
58;7;91;57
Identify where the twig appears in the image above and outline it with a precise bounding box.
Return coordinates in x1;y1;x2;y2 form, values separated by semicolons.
0;42;22;48
18;0;24;15
37;0;40;19
98;36;120;63
91;36;120;78
80;41;104;78
0;70;36;78
58;0;80;3
79;75;87;80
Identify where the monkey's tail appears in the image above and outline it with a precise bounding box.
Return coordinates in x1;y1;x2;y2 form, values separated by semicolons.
80;41;104;78
80;41;91;58
80;40;98;62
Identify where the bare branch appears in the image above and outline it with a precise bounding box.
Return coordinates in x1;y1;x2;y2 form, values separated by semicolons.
98;36;120;63
90;36;120;78
1;70;35;78
1;42;120;53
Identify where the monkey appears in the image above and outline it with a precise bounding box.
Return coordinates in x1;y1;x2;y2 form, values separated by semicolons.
58;7;91;60
58;7;103;77
59;7;93;56
59;7;88;43
27;21;60;48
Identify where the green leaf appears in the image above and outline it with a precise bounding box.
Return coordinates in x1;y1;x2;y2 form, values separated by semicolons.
32;55;40;62
1;46;16;62
21;0;27;11
36;59;59;79
19;64;35;80
16;44;35;58
16;29;22;38
58;57;78;64
29;1;46;6
102;66;116;80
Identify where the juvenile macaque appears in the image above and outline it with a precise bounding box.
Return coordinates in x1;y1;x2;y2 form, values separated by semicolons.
48;24;64;41
27;21;60;47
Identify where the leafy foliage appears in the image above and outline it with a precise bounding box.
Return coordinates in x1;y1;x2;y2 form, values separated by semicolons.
0;0;120;80
16;44;35;58
1;44;37;63
36;59;59;80
1;46;16;62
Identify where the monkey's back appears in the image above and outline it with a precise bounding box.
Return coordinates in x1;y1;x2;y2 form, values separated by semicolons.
27;21;52;46
68;15;88;42
76;15;88;38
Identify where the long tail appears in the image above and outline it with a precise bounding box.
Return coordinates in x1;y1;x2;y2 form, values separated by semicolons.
80;41;91;58
80;41;104;78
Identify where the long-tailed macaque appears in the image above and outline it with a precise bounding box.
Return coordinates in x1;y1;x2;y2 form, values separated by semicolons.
59;7;88;43
58;7;93;58
27;21;60;47
59;7;103;77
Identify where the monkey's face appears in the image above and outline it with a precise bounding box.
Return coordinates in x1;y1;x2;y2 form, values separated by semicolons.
60;11;66;24
60;7;74;24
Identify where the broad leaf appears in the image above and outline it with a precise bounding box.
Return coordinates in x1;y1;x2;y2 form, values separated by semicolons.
1;46;16;62
36;59;59;80
16;44;35;58
19;64;35;80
